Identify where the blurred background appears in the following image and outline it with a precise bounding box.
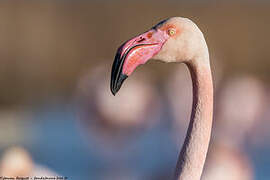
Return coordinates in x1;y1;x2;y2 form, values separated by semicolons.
0;1;269;179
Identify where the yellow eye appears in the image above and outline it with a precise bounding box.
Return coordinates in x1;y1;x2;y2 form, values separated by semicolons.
168;29;176;36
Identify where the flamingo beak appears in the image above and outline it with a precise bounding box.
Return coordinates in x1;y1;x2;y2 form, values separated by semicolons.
110;29;167;95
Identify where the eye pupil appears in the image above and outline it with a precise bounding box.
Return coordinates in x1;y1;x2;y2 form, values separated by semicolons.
168;29;175;36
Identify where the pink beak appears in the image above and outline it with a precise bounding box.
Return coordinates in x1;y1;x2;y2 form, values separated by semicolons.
110;28;168;95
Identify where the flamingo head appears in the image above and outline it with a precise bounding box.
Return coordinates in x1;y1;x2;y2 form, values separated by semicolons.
111;17;207;95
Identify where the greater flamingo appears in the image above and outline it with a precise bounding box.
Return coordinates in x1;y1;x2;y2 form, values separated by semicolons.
110;17;213;180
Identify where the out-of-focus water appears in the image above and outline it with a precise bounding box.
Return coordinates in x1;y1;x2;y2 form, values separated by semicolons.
23;102;178;179
249;146;270;180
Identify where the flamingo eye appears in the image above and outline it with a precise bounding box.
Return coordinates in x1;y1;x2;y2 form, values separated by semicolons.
168;28;176;36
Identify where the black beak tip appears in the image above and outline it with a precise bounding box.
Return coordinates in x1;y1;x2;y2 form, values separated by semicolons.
110;73;128;96
111;89;117;96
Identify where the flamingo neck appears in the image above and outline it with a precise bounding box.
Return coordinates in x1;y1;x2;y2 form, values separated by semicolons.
174;59;213;180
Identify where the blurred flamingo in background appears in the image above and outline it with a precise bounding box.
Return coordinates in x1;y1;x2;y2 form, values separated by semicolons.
214;75;265;147
76;64;161;153
164;65;193;146
202;143;253;180
0;147;58;177
110;17;213;180
76;64;167;179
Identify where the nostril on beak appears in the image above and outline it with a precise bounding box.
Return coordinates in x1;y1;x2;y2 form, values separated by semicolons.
137;37;146;43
